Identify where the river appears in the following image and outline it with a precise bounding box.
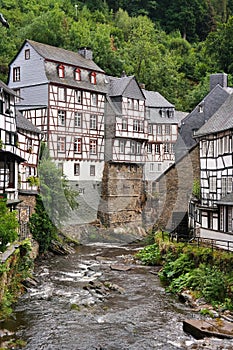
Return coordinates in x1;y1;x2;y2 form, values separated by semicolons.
1;243;233;349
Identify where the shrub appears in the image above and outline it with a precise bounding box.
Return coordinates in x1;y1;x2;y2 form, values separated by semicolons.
0;199;19;252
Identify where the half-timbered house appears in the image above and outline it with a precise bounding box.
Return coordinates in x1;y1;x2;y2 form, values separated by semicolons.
15;112;42;222
142;89;178;184
105;75;147;163
8;40;107;189
0;80;23;208
191;92;233;244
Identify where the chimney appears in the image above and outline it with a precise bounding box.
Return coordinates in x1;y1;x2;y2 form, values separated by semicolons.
210;73;228;91
78;47;93;60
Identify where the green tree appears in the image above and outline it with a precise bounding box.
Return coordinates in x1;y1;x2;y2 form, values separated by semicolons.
205;16;233;73
0;199;19;252
29;195;58;253
38;143;78;227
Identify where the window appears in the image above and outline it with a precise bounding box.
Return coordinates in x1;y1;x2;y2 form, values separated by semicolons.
14;89;20;103
221;177;232;197
134;99;139;110
165;125;170;134
74;163;80;176
76;90;82;104
5;132;11;144
90;139;97;154
57;137;65;152
210;176;217;193
74;138;82;153
155;144;160;153
74;68;81;81
91;93;97;106
158;163;162;171
131;141;136;154
157;125;162;134
0;100;3;114
208;140;214;157
58;110;66;126
218;138;223;155
150;163;155;172
74;112;82;127
58;64;65;78
90;165;95;176
147;143;152;153
136;142;141;154
27;138;33;151
90;72;97;84
164;143;169;153
170;143;174;154
127;98;132;109
202;140;207;156
90;115;97;129
25;49;30;60
119;140;125;153
58;87;66;101
13;67;20;82
148;124;153;134
122;119;127;130
133;120;143;132
198;105;204;113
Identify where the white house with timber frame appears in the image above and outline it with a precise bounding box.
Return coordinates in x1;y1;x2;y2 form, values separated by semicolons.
191;92;233;244
8;40;107;191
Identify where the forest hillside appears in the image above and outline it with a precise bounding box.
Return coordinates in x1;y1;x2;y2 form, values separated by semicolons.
1;0;233;111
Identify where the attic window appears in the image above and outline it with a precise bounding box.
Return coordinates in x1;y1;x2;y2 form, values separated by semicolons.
198;105;203;113
25;49;30;60
74;68;81;81
90;72;96;84
58;64;65;78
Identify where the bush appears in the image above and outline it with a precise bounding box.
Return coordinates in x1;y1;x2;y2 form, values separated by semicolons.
135;243;163;265
0;199;19;252
29;195;58;253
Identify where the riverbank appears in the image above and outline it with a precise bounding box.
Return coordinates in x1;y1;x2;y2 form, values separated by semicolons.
0;238;39;321
136;231;233;317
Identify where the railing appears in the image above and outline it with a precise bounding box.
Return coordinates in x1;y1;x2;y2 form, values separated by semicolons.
18;221;31;241
189;236;233;252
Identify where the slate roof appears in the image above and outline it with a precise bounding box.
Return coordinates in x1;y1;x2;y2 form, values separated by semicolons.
217;192;233;205
175;84;231;161
0;80;19;97
108;76;145;100
194;92;233;137
142;89;174;108
16;112;41;134
27;40;104;73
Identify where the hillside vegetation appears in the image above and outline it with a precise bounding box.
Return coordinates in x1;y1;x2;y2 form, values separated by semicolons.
1;0;233;110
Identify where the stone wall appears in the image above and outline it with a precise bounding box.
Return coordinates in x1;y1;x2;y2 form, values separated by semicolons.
17;194;36;222
143;145;200;232
97;162;146;227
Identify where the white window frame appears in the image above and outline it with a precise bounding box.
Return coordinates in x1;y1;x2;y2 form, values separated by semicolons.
90;139;97;155
58;110;66;126
74;138;82;153
90;114;97;129
74;112;82;127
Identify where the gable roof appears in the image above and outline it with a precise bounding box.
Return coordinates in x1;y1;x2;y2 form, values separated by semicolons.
175;84;231;160
16;112;41;134
108;76;145;100
26;40;104;73
142;89;174;108
194;92;233;137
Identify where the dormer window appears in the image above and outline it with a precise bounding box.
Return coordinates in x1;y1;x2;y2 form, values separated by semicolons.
198;104;204;113
58;64;65;78
74;68;81;81
90;72;97;84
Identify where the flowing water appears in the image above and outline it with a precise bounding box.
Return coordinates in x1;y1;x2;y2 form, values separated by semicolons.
1;243;233;349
